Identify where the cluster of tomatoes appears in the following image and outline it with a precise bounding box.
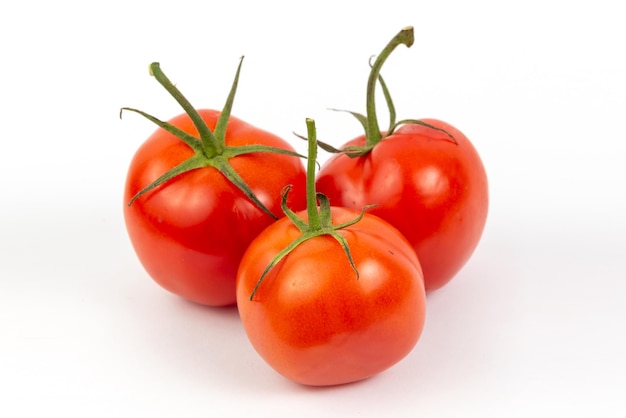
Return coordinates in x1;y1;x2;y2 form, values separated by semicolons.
122;27;488;387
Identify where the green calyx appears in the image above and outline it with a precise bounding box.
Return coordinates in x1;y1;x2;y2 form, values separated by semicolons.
121;57;303;220
249;118;374;301
317;26;456;158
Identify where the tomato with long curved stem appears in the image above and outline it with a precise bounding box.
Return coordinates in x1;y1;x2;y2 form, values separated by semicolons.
315;27;488;291
123;58;307;306
236;118;426;386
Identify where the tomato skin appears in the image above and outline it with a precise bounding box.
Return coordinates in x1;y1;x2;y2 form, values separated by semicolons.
315;119;488;291
236;207;426;386
124;109;307;306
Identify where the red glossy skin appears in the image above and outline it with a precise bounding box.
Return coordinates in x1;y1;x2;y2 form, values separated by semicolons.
236;207;426;386
124;110;307;306
316;119;488;291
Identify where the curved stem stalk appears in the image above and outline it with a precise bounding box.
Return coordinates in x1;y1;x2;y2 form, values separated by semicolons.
365;26;414;147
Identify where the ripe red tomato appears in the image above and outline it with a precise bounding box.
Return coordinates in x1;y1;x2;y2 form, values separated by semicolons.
123;61;306;306
236;118;426;386
316;120;488;291
315;27;488;291
124;111;307;306
236;206;426;386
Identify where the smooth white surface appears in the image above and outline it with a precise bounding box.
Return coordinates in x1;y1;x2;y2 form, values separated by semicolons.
1;1;625;416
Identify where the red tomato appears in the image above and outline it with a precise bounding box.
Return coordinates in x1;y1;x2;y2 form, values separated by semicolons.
236;206;426;386
124;110;306;306
316;120;488;291
315;27;488;291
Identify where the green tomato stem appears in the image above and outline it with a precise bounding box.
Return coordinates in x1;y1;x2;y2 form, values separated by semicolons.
248;118;370;301
212;56;244;152
316;26;455;157
365;26;414;147
123;59;305;218
149;62;222;156
305;118;321;230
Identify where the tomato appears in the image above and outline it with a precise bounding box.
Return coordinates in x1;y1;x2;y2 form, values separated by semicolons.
315;27;488;291
316;120;488;291
123;60;307;306
236;207;426;386
236;118;426;386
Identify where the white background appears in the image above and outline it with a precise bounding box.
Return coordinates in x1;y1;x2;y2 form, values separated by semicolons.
1;1;625;416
